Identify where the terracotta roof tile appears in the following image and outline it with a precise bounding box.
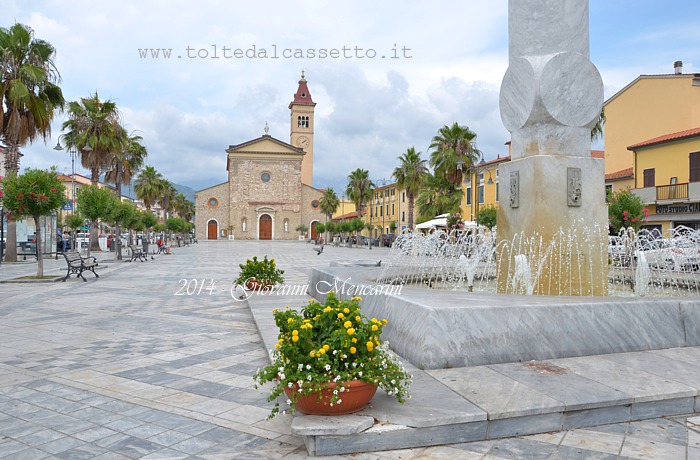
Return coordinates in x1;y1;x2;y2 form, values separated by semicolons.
605;167;634;181
627;127;700;150
591;150;604;158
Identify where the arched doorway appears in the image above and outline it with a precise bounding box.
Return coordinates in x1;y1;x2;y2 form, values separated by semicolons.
207;220;218;240
310;221;319;241
259;214;272;240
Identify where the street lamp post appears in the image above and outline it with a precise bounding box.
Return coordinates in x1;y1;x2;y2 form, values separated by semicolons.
54;138;92;250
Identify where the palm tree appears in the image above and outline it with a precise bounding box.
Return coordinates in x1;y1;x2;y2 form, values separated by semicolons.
392;147;427;230
0;23;65;261
159;180;178;244
134;166;163;212
416;172;463;222
61;93;123;184
104;132;147;259
429;122;481;187
345;169;374;219
319;188;340;222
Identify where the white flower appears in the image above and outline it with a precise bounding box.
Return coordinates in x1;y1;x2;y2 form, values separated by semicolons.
287;382;294;388
307;374;312;381
324;364;331;371
337;399;342;404
333;390;338;395
358;371;363;377
306;364;311;370
391;379;396;384
286;399;292;404
298;364;303;370
279;373;285;380
340;387;345;392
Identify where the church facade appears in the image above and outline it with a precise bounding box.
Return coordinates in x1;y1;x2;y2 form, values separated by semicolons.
194;73;325;241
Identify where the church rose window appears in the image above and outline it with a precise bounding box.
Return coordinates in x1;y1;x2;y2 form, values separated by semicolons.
208;198;218;208
311;200;320;209
261;172;271;182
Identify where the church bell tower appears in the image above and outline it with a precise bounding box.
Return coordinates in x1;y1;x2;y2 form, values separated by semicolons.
289;71;316;186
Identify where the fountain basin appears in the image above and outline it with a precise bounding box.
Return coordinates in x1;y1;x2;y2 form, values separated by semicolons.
309;265;700;369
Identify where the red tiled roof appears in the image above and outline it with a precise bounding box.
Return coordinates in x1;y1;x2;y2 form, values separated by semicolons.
605;167;634;181
591;150;604;159
627;127;700;150
333;211;358;220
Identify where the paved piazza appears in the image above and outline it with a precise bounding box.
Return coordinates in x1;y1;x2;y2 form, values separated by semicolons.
0;241;699;459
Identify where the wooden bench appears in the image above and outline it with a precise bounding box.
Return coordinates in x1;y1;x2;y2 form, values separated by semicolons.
129;244;148;262
62;250;99;282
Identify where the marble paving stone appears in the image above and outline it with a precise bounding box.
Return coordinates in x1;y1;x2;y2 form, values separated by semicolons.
651;346;700;367
563;404;630;430
487;412;563;440
548;355;697;403
429;366;564;419
603;349;700;390
559;429;625;456
291;414;374;436
356;367;486;428
487;361;632;410
631;397;695;420
620;434;687;459
484;437;558;459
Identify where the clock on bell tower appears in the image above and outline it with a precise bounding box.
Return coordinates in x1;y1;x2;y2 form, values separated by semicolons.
289;71;316;186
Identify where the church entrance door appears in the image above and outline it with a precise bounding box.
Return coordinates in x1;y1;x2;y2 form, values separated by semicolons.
259;214;272;240
207;220;218;240
310;221;318;241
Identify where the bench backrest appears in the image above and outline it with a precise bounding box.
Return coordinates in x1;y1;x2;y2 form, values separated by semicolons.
63;250;83;263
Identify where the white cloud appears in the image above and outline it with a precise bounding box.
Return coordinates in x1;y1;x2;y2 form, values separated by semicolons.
7;0;700;195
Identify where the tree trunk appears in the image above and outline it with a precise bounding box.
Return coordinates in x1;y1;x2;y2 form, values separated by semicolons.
3;142;21;262
408;193;415;230
114;162;123;261
33;214;44;277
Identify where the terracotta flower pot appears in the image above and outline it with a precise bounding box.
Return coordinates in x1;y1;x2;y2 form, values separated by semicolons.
283;380;378;415
245;278;271;291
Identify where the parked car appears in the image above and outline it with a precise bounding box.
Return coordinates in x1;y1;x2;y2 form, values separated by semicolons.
381;233;396;247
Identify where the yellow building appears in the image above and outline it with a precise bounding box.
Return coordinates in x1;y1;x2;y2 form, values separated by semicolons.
367;182;398;238
604;61;700;179
462;157;507;221
602;61;700;233
627;127;700;233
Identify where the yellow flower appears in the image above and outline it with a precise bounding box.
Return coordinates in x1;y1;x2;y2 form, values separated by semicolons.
346;328;355;336
323;344;330;351
352;296;362;301
287;318;294;324
366;341;374;352
324;306;332;313
318;348;326;355
371;318;378;324
352;338;357;343
343;307;350;314
343;321;352;329
355;316;361;322
382;319;388;325
278;338;284;343
292;330;298;336
350;347;357;354
292;336;299;342
337;313;345;319
310;351;315;357
272;308;279;313
371;325;378;331
275;343;280;349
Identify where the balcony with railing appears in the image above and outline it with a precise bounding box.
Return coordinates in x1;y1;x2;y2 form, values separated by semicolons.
633;181;700;205
656;182;689;201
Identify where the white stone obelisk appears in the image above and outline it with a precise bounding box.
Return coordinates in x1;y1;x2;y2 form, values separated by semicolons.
497;0;608;295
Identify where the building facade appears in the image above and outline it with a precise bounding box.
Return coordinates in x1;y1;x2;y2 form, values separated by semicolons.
194;74;324;241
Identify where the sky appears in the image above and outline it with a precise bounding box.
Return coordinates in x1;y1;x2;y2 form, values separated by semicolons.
5;0;700;195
